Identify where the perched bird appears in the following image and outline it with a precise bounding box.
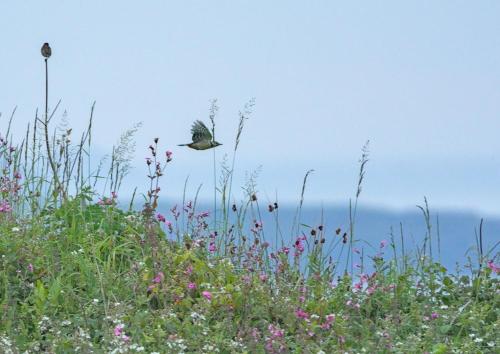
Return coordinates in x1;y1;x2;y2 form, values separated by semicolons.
178;120;222;150
41;43;52;58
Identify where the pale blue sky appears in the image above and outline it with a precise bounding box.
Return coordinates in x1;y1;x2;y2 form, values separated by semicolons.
1;1;499;215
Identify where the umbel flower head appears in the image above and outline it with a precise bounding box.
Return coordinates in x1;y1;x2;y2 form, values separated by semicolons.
41;43;52;58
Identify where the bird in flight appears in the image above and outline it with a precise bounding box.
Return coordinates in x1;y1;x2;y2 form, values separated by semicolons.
41;43;52;58
178;120;222;150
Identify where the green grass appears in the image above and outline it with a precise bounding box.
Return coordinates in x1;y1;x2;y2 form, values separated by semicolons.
0;56;498;351
0;194;498;353
0;129;498;353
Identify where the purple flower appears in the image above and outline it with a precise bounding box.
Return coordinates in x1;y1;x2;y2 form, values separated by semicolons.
202;291;212;301
294;238;304;253
431;312;439;319
27;263;34;272
156;213;166;222
152;272;164;284
380;240;388;248
295;308;309;319
208;242;216;252
198;211;210;218
487;260;500;274
188;282;197;290
0;200;12;213
114;324;124;336
268;324;284;338
165;220;173;233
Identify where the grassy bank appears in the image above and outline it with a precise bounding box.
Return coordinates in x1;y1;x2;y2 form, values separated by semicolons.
0;55;498;352
0;127;498;353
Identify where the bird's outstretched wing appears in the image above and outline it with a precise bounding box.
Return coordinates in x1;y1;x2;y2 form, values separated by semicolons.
191;120;212;143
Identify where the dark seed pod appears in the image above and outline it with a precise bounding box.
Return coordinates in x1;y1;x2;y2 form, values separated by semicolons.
318;225;323;231
251;193;257;201
320;238;326;244
268;204;274;212
274;202;278;209
310;229;317;236
232;204;237;212
336;228;341;235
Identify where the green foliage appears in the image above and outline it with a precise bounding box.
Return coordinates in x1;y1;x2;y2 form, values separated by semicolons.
0;106;498;352
0;202;498;353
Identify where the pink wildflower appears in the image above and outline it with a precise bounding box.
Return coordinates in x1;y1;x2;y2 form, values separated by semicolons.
114;324;124;336
198;211;210;218
188;282;196;290
165;220;173;233
202;291;212;301
380;239;388;248
268;324;284;338
166;150;173;161
208;242;216;252
320;314;335;329
295;308;309;319
487;260;500;274
431;312;439;319
0;200;12;213
27;263;33;272
152;272;164;284
156;213;166;222
293;238;304;255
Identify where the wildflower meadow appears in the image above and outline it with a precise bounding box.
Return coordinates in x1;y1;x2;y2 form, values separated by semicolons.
0;48;498;354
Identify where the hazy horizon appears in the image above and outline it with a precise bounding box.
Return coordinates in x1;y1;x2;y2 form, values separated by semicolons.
1;1;499;215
